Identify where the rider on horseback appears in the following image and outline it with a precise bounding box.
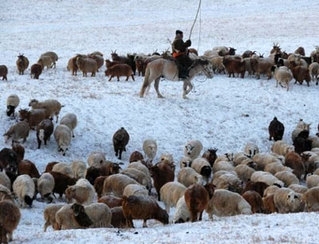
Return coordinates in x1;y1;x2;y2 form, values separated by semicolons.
171;30;193;79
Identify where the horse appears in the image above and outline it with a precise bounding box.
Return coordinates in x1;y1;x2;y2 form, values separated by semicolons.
139;57;214;99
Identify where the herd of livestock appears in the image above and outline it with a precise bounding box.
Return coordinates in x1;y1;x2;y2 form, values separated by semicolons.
2;44;319;243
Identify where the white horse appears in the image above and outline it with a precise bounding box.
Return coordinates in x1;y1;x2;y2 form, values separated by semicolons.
139;58;214;98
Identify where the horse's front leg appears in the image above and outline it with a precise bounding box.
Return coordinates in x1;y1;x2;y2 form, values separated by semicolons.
154;77;164;98
182;80;193;99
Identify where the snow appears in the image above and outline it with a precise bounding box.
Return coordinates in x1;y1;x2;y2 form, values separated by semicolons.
1;0;319;243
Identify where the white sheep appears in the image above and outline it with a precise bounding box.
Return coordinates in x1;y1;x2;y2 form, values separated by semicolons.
60;113;77;137
179;156;192;168
0;170;11;190
252;152;284;170
264;162;291;175
308;136;319;149
250;171;284;187
212;172;243;192
41;51;58;68
274;170;299;187
65;178;96;205
37;55;54;69
183;139;203;160
29;99;63;123
12;174;35;208
271;140;295;157
306;174;319;188
263;185;281;198
233;152;251;166
127;161;150;177
122;183;149;197
51;162;73;178
288;184;308;194
274;66;293;91
160;181;187;214
3;120;30;144
212;160;235;173
302;186;319;212
243;142;259;158
71;160;87;179
55;202;112;229
177;167;204;187
87;151;107;168
173;196;191;223
43;203;65;231
37;172;55;202
6;94;20;118
206;189;252;220
234;164;256;183
273;188;304;213
54;124;72;156
143;139;157;162
120;167;152;192
190;157;212;183
102;173;139;197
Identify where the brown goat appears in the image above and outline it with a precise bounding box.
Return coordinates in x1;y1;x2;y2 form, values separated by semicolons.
16;54;29;75
184;182;215;222
105;63;135;82
290;61;311;86
268;117;285;141
0;65;8;80
223;56;245;78
30;63;42;79
18;159;40;178
242;190;264;213
285;151;305;180
122;195;169;228
0;199;21;243
48;171;77;198
149;160;175;200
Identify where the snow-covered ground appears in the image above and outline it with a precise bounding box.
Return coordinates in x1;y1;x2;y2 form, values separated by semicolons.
1;0;319;243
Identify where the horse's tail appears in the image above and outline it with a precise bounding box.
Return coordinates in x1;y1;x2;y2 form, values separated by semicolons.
139;64;151;97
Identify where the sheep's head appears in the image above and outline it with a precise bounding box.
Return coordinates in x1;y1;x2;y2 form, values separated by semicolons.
58;145;68;156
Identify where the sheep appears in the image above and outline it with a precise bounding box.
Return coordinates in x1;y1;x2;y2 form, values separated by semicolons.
268;117;285;141
111;51;136;74
120;167;152;192
54;124;72;156
290;61;311;86
29;99;63;123
3;120;30;144
179;156;192;168
273;187;304;213
41;51;58;68
105;63;135;82
273;65;293;91
222;56;246;78
93;175;107;198
291;119;311;142
12;174;35;208
6;94;20;118
65;178;96;205
88;52;104;71
71;160;87;179
250;171;284;187
271;140;295;156
183;139;203;160
202;148;218;167
76;55;98;77
44;161;58;172
212;160;235;173
52;162;73;178
288;183;308;194
129;150;144;163
173;196;191;223
184;182;215;222
36;118;54;149
60;113;77;137
0;148;18;184
206;189;252;219
110;206;127;228
87;151;107;168
49;171;77;198
285;151;305;180
235;164;256;183
274;170;299;187
263;162;291;175
0;171;11;190
250;56;274;79
242;181;269;197
302;186;319;212
0;65;8;80
300;151;319;179
18;159;40;178
309;62;319;85
37;172;55;202
262;194;277;214
112;127;130;160
30;63;42;79
127;161;150;177
12;142;24;163
143;139;157;163
123;183;148;197
102;173;139;197
19;108;47;129
149;161;175;200
190;157;212;183
16;54;29;75
177;167;204;187
98;194;123;208
252;152;284;170
242;190;264;213
37;55;54;70
122;195;169;228
85;163;119;187
212;171;243;193
43;204;65;231
306;174;319;188
0;198;21;243
56;202;112;230
160;181;187;214
243;142;259;158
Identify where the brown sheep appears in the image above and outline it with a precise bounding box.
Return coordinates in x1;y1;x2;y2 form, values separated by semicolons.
250;57;273;79
285;151;305;180
262;194;277;214
268;117;285;141
43;204;65;231
76;55;98;77
18;159;40;178
184;182;215;222
105;63;135;82
222;56;245;78
102;174;138;197
290;61;311;86
19;108;47;130
122;195;169;228
98;194;123;208
242;181;269;197
0;65;8;80
48;171;77;198
16;54;29;75
105;59;120;69
0;199;21;243
44;161;59;173
129;151;145;163
30;63;42;79
242;190;264;213
149;160;175;200
93;175;107;198
302;186;319;212
112;127;130;160
111;206;127;228
67;55;79;75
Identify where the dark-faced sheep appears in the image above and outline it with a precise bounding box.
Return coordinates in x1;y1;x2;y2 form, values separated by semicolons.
112;127;130;160
30;63;42;79
0;65;8;80
122;195;169;228
36;118;54;149
60;113;77;138
49;171;77;198
16;54;29;75
268;117;285;141
6;94;20;118
105;63;135;82
12;174;35;208
3;120;30;144
184;182;215;222
54;124;72;156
